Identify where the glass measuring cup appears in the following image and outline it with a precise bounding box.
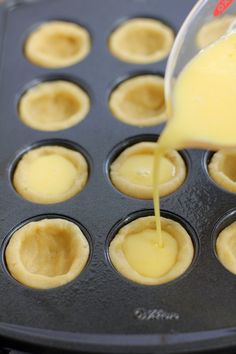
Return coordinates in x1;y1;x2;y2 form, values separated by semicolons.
165;0;236;106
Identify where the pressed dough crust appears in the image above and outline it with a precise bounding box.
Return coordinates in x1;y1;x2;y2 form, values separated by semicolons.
109;216;194;285
25;21;91;68
110;142;186;199
196;16;235;49
19;81;90;131
5;218;90;289
109;75;166;127
109;18;174;64
216;221;236;275
209;149;236;193
13;145;88;204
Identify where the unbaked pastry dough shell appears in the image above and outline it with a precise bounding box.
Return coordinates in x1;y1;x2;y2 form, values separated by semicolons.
109;18;174;64
109;75;166;127
5;218;90;289
25;21;91;68
209;149;236;193
19;81;90;131
217;221;236;275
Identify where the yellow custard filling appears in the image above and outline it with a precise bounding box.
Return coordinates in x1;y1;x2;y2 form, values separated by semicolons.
118;153;175;187
109;216;194;285
13;145;88;204
110;142;186;199
25;21;91;68
158;32;236;150
5;218;90;289
153;31;236;246
27;154;78;195
109;18;174;64
123;229;177;278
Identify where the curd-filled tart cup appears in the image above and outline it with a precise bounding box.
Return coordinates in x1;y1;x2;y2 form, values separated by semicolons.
109;216;194;285
13;145;88;204
110;142;186;199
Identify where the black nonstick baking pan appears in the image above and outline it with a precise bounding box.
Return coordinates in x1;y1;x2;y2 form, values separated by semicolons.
1;0;236;353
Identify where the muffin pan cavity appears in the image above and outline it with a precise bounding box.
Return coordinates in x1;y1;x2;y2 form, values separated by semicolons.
207;149;236;193
211;210;236;274
109;18;174;64
109;137;186;199
106;210;198;286
216;220;236;276
24;21;91;68
18;79;90;131
3;215;90;289
109;214;194;286
109;74;166;127
11;140;89;204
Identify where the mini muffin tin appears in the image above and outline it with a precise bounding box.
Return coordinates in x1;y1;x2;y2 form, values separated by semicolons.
1;0;236;353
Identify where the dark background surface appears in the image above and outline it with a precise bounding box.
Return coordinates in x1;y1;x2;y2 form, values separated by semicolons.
1;0;236;353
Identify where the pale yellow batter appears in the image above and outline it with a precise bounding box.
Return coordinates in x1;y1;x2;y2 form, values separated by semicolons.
209;149;236;193
159;31;236;150
13;145;88;204
5;218;90;289
216;221;236;275
109;18;174;64
109;216;194;285
110;142;186;199
196;15;235;49
153;31;236;246
25;21;91;68
109;75;166;127
19;81;90;131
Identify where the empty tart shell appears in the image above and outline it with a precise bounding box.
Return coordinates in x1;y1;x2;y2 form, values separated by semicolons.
109;216;194;285
109;75;166;127
216;221;236;275
19;81;90;132
196;16;235;49
208;149;236;193
109;18;174;64
13;145;88;204
5;218;90;289
110;142;186;199
25;21;91;68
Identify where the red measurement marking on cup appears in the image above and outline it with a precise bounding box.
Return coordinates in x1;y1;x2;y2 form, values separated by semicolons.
214;0;234;16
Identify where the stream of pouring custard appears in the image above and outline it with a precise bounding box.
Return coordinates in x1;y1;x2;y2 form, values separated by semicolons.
154;31;236;247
